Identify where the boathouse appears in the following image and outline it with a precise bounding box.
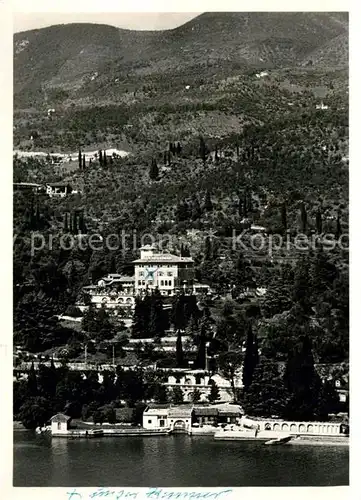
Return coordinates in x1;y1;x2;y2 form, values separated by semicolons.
50;413;72;434
168;406;193;433
142;407;169;430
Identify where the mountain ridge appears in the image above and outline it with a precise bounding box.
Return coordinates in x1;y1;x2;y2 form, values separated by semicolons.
14;12;348;101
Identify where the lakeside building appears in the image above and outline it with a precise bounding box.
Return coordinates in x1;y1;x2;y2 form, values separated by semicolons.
82;245;211;312
142;403;243;432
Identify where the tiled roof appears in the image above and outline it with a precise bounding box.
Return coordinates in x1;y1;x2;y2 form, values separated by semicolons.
144;408;169;416
193;407;219;417
168;407;193;418
133;253;193;264
50;413;71;422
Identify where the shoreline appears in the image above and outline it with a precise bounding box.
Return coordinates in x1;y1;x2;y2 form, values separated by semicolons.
13;422;349;446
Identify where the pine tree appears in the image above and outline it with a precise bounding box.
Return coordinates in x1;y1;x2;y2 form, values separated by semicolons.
149;158;159;180
207;381;221;403
190;388;201;403
176;330;184;368
170;387;184;404
191;196;201;220
242;362;288;417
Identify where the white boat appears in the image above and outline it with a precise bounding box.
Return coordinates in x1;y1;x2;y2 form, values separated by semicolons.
264;435;293;445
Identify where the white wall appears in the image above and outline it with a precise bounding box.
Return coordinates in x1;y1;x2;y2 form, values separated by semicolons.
142;414;168;429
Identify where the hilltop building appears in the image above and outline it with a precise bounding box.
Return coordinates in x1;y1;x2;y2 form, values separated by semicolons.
82;245;211;312
46;182;72;198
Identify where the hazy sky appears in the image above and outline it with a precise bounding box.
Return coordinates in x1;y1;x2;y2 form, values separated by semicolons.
13;12;201;33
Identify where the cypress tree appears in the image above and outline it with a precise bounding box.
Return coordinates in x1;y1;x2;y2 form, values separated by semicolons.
242;323;259;392
64;212;69;232
194;322;207;369
283;335;322;421
238;195;244;218
177;142;182;155
281;202;287;233
300;203;308;233
82;155;86;170
149;158;159;180
163;151;167;166
99;150;103;165
204;190;213;211
316;208;323;234
176;330;184;368
27;362;38;397
204;236;212;261
78;149;82;170
336;210;342;239
199;136;207;164
103;151;107;166
72;211;78;235
78;211;86;234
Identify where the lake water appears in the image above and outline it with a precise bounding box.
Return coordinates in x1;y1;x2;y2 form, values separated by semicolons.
13;431;349;487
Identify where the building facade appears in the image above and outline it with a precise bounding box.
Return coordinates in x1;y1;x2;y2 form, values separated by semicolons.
82;246;210;312
162;369;243;403
133;245;197;296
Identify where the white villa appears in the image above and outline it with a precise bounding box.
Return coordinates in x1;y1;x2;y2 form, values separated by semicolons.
82;245;211;312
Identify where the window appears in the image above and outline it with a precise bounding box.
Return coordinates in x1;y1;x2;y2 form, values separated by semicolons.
148;420;152;424
168;291;172;295
168;272;173;276
159;272;163;276
139;272;144;276
138;280;142;286
159;420;165;427
57;422;61;430
161;280;164;286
